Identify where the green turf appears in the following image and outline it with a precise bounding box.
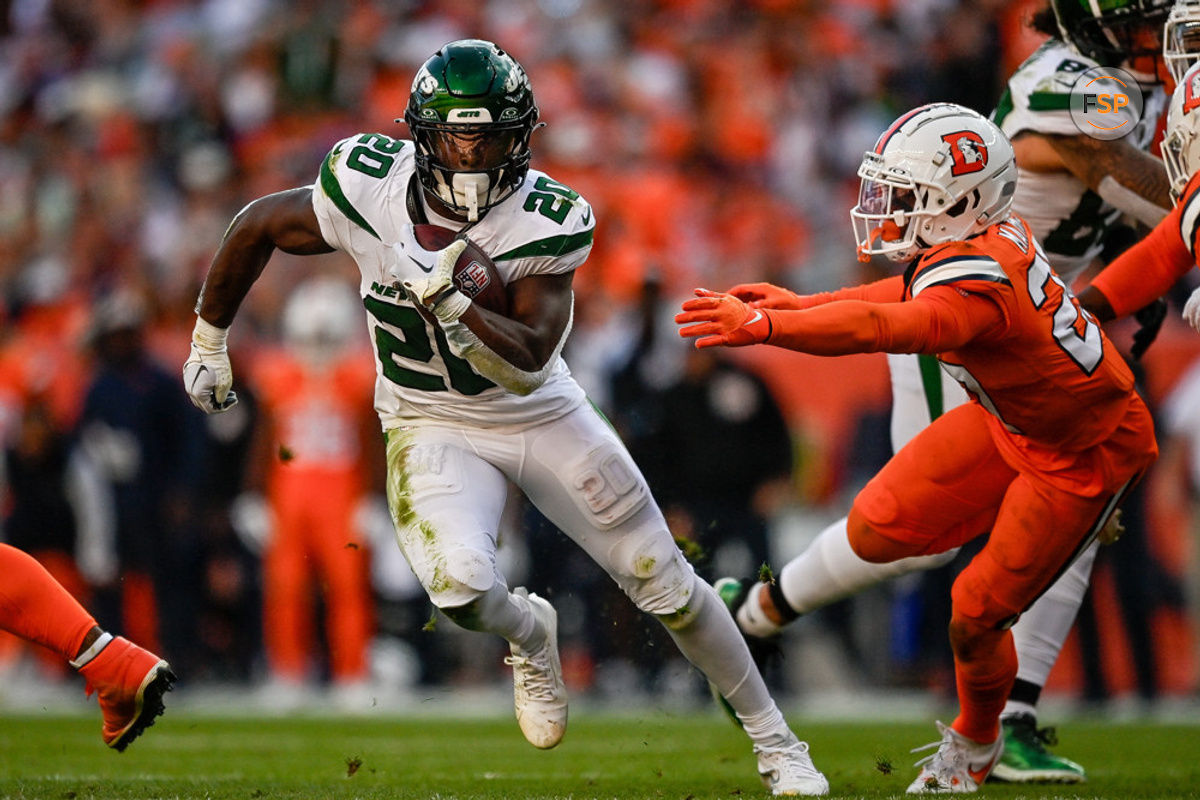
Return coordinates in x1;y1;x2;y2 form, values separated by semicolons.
0;711;1196;799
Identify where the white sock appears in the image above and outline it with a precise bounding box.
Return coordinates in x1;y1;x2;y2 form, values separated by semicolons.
776;516;959;615
661;576;789;745
736;583;783;638
465;584;539;650
1011;542;1099;687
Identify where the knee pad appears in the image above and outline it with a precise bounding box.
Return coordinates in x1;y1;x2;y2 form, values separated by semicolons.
607;527;695;616
424;547;497;614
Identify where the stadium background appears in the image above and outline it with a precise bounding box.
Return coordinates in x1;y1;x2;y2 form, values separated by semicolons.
0;0;1195;716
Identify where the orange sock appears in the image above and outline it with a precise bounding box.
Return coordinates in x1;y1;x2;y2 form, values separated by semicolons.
0;544;96;662
950;625;1016;744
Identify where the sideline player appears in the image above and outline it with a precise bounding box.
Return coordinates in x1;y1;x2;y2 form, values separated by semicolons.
715;0;1173;783
182;39;829;796
0;543;174;750
677;103;1157;793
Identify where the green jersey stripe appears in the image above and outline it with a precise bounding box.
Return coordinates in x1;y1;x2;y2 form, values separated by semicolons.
494;229;594;261
992;88;1014;127
320;152;381;240
918;354;945;422
1027;92;1072;112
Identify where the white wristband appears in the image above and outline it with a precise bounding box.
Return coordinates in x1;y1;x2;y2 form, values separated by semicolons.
192;316;229;353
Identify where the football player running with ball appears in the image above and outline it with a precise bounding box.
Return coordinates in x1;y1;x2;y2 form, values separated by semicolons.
677;103;1157;794
182;39;828;796
711;0;1173;784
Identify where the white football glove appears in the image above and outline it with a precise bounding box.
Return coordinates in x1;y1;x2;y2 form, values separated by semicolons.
389;226;471;323
182;317;239;413
1184;286;1200;334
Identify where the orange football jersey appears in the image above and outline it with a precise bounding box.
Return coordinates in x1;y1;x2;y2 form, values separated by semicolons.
903;215;1136;455
251;350;376;477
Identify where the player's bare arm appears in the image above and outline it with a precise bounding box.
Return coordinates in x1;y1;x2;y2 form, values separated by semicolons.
184;187;333;413
1014;132;1170;224
457;271;574;372
197;188;333;327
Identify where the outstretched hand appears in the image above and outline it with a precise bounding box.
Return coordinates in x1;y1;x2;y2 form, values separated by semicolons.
727;282;807;310
675;288;773;348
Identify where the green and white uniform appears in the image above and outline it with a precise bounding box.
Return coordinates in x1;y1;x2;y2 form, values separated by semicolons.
995;38;1165;282
313;132;593;430
310;130;699;619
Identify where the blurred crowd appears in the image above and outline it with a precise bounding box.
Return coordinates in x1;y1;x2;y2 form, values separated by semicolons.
0;0;1196;711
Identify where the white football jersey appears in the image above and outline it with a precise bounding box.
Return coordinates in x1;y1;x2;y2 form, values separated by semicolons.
993;39;1166;282
311;132;593;429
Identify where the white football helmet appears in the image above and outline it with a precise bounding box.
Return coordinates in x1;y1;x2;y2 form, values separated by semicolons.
851;103;1017;263
1164;0;1200;84
1162;60;1200;201
281;276;362;365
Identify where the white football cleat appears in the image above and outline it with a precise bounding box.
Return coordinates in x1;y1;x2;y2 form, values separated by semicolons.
907;721;1003;794
754;735;830;796
504;588;567;749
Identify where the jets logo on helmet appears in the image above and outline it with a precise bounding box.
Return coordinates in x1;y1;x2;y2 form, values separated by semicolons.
402;39;539;222
941;130;989;176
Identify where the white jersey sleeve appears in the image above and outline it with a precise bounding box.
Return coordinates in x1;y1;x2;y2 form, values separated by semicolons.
993;40;1093;138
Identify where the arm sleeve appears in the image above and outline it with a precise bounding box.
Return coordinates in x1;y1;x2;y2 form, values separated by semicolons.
765;285;1004;356
797;274;907;308
1088;206;1194;320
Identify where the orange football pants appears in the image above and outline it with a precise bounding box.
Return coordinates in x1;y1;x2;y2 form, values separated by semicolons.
847;401;1155;743
264;471;372;683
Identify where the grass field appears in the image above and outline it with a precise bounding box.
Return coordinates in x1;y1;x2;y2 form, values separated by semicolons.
0;710;1196;800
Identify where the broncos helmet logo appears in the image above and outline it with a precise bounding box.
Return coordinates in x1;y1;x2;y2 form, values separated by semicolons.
941;130;988;176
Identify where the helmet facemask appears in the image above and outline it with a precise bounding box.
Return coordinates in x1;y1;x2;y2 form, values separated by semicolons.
408;115;535;221
1164;1;1200;84
1055;0;1170;81
851;157;928;262
1162;63;1200;202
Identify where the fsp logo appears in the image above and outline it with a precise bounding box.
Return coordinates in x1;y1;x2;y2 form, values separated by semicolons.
940;130;988;176
1069;66;1144;141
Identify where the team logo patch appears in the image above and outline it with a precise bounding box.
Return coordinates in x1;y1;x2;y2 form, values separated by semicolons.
456;260;491;297
941;130;988;176
1186;71;1200;115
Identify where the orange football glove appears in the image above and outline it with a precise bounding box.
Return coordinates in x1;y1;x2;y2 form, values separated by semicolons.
675;288;773;348
727;282;811;310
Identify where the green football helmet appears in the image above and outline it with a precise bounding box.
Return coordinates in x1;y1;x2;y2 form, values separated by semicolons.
402;39;539;221
1051;0;1172;68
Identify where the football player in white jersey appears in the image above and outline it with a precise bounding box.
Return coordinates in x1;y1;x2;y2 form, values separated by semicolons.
182;39;829;796
715;0;1174;785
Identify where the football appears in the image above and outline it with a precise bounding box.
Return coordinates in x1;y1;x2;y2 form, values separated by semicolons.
411;224;509;316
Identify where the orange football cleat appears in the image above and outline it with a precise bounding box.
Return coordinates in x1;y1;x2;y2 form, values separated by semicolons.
77;636;175;752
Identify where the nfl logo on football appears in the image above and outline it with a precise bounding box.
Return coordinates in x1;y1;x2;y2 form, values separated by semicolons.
458;260;491;298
